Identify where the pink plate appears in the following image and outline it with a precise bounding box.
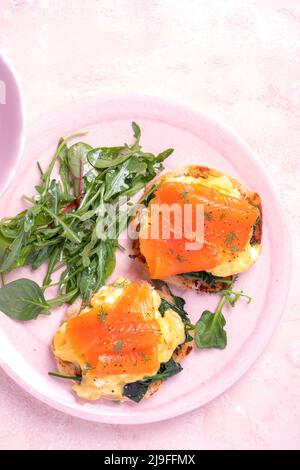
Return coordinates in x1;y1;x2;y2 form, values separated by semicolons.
0;94;291;424
0;53;25;196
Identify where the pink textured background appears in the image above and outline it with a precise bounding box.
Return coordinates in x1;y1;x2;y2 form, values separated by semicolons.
0;0;299;450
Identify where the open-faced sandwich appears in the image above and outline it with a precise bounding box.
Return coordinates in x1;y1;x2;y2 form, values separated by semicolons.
132;165;262;292
0;121;264;407
52;278;192;402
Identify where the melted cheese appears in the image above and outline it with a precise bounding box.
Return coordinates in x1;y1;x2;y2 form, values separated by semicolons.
53;279;185;401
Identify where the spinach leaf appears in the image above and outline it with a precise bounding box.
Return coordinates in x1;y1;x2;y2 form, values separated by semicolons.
122;381;149;403
159;298;194;343
181;270;233;287
123;358;183;403
0;279;49;320
159;298;190;325
194;296;227;349
194;285;252;350
153;279;194;342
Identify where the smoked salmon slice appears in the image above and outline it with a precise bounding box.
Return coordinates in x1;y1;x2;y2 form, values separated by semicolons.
108;282;156;321
90;348;160;375
139;225;218;279
67;316;161;355
139;180;259;279
66;281;161;375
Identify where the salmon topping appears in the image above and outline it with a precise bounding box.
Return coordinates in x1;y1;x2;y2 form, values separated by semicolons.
66;282;161;375
139;180;259;278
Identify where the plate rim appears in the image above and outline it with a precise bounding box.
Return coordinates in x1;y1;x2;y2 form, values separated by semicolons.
0;52;26;197
0;93;292;424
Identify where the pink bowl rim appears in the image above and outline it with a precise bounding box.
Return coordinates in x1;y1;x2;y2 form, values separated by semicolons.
0;52;26;197
0;93;292;424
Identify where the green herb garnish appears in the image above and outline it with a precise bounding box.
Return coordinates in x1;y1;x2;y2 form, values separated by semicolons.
225;231;237;246
113;340;124;353
194;285;252;349
48;372;81;382
98;307;107;323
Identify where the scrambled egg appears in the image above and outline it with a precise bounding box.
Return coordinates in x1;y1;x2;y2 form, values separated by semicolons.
166;174;260;277
53;279;185;401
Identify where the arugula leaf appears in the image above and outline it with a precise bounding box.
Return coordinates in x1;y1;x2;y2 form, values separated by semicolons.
26;246;52;270
122;358;182;403
58;139;71;195
141;184;158;207
0;233;10;266
0;227;26;273
42;246;61;287
68;142;93;179
104;157;147;201
132;121;141;142
155;148;174;162
0;279;49;320
87;146;130;169
0;122;172;316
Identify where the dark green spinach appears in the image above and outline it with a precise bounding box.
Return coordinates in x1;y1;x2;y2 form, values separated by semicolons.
0;278;49;320
123;358;183;403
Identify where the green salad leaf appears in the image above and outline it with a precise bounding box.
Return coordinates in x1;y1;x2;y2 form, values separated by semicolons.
0;279;49;320
0;123;172;320
194;297;227;350
194;285;252;349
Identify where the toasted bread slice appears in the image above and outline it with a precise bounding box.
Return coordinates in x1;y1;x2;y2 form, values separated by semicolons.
131;165;262;292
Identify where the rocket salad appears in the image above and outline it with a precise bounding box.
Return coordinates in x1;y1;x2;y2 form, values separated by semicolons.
0;123;173;319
